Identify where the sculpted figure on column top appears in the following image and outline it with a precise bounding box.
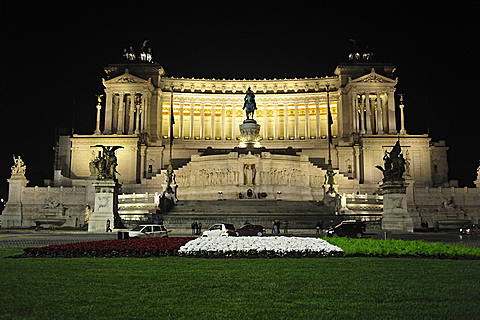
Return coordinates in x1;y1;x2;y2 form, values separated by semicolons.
11;155;26;175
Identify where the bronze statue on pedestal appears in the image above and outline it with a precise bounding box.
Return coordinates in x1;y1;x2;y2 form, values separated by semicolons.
243;87;257;120
376;140;406;182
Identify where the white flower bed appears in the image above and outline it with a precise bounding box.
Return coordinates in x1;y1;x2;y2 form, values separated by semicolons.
179;236;343;257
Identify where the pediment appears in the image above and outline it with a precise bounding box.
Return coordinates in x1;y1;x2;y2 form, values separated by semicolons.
350;68;397;84
104;70;149;84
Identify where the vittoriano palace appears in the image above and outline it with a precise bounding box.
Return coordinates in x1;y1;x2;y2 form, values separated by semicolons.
2;47;479;233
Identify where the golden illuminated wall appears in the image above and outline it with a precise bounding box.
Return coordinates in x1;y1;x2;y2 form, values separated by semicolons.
160;96;338;141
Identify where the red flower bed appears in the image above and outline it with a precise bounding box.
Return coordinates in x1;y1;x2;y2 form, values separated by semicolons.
17;237;196;258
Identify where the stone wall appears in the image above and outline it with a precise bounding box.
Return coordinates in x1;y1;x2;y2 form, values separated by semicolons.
1;186;88;228
410;186;480;226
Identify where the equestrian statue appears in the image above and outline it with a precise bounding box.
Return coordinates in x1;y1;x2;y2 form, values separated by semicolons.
243;87;257;121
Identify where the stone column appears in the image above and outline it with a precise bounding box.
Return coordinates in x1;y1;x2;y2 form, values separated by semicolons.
381;180;414;232
387;90;396;134
221;103;226;140
353;92;359;133
141;95;147;133
128;93;136;134
305;103;309;139
359;94;366;134
139;146;146;179
190;104;195;139
274;104;278;139
376;92;384;134
200;103;205;139
211;104;216;139
365;92;372;134
134;103;141;135
179;102;184;139
399;98;406;135
117;93;125;134
104;90;113;134
316;101;320;138
294;103;299;139
263;103;268;139
95;103;102;135
231;104;236;140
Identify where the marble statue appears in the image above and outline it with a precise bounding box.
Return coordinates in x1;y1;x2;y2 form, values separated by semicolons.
244;164;256;185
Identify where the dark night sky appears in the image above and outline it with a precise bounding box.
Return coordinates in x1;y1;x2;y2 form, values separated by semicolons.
1;1;479;199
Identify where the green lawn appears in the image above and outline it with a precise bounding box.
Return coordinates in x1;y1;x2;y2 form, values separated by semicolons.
1;247;479;319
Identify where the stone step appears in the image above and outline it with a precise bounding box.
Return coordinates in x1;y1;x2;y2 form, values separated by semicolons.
162;214;341;231
170;200;332;215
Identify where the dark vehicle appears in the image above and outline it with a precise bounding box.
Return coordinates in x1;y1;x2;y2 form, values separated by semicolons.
342;220;366;232
326;221;365;238
235;224;266;237
459;224;480;235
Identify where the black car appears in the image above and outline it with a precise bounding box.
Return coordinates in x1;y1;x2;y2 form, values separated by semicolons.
234;224;267;236
459;224;479;235
326;221;365;238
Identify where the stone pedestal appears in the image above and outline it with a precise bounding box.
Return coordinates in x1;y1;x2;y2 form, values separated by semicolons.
381;180;414;232
239;120;261;148
1;173;29;228
88;180;120;233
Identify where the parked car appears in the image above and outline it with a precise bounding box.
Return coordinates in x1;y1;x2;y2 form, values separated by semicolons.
235;224;266;236
342;220;366;232
326;221;364;238
459;224;480;235
128;224;169;238
202;223;235;237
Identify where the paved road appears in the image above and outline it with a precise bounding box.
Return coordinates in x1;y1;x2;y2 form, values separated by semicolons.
365;231;480;247
0;231;118;248
1;229;479;248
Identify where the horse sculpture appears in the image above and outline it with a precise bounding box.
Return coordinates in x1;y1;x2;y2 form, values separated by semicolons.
243;87;257;120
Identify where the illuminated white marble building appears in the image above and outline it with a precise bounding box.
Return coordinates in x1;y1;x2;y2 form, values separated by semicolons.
5;51;480;230
57;54;448;202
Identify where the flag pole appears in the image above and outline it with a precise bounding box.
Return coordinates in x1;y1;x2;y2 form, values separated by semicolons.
168;85;175;186
326;83;332;164
325;83;335;194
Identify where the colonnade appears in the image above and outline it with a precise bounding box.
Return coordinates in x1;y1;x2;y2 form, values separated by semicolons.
97;88;403;140
161;99;339;141
351;90;397;135
101;91;151;135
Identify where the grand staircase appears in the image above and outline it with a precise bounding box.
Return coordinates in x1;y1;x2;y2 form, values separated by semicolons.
118;194;383;234
162;199;337;233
